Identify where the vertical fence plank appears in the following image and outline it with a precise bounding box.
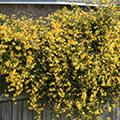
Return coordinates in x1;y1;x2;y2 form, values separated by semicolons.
47;101;51;120
0;102;1;120
43;99;47;120
51;104;62;120
42;99;53;120
0;73;1;95
23;100;33;120
61;112;66;120
109;106;113;120
17;100;23;120
113;104;117;120
69;116;73;120
102;103;108;120
101;102;120;120
0;98;120;120
70;112;77;120
39;100;43;120
12;100;23;120
12;102;17;120
2;101;12;120
116;104;120;120
23;100;28;120
51;105;56;120
28;104;33;120
33;110;36;120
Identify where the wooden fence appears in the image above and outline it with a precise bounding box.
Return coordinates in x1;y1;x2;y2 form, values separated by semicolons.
0;95;75;120
0;94;120;120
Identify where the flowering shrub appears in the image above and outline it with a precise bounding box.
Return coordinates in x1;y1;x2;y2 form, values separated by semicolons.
0;1;120;120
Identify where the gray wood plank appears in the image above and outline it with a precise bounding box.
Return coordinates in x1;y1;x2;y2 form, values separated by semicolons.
72;111;79;120
12;100;23;120
101;102;120;120
23;100;32;120
49;102;53;120
116;104;120;120
61;112;66;120
12;102;18;120
0;98;120;120
0;73;1;95
0;94;29;102
47;101;51;120
17;100;23;120
2;101;12;120
113;105;117;120
33;110;36;120
51;104;60;120
42;99;54;120
69;115;73;120
51;105;56;120
0;102;1;120
109;105;113;120
36;100;43;120
23;100;27;120
43;99;47;120
70;112;77;120
102;103;108;120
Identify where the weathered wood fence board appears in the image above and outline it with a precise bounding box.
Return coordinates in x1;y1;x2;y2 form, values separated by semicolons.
101;103;120;120
0;98;72;120
0;102;1;120
2;101;12;120
0;96;120;120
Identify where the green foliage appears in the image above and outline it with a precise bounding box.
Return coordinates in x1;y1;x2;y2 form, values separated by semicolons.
0;1;120;120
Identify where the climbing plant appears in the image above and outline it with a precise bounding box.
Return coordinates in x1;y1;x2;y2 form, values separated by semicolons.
0;0;119;120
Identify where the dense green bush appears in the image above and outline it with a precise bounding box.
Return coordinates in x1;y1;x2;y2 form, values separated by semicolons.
0;1;120;120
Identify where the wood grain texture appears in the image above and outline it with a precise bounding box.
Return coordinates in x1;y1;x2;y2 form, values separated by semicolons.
47;101;51;120
61;112;66;120
12;102;17;120
0;74;1;95
17;100;23;120
23;100;33;120
32;110;36;120
0;103;2;120
116;104;120;120
2;101;12;120
51;104;56;120
0;98;120;120
0;94;29;102
33;100;43;120
12;100;23;120
43;99;47;120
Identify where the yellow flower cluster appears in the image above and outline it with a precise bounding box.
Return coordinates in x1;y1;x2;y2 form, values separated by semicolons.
0;1;120;120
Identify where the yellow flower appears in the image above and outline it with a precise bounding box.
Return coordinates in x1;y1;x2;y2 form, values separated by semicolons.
15;46;21;50
106;117;111;120
4;94;9;97
108;106;112;112
95;110;100;115
5;60;10;67
12;98;16;101
76;101;82;110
